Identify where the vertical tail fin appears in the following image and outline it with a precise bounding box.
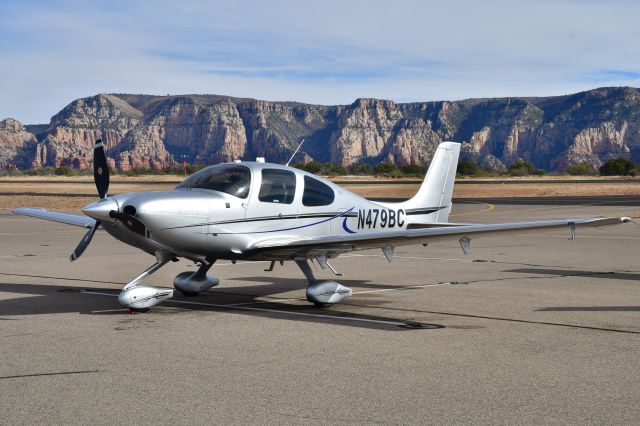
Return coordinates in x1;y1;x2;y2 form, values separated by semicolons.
381;142;460;224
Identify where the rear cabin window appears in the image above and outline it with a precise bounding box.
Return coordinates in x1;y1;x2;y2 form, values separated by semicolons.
302;176;335;206
259;169;296;204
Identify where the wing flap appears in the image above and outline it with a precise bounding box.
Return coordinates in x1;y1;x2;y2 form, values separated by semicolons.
246;217;629;259
13;208;95;229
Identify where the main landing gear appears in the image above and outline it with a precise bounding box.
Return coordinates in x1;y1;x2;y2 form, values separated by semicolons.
115;254;350;311
294;258;352;307
173;259;219;296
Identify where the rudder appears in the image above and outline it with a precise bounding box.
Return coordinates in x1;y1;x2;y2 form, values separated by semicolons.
378;141;460;224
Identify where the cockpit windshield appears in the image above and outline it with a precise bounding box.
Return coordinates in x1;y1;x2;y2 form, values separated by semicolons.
175;164;251;198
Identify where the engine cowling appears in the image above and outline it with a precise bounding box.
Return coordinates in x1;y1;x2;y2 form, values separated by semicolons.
118;287;173;310
173;271;219;295
306;280;352;306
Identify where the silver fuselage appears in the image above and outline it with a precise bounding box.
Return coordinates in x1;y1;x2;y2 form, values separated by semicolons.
87;162;427;262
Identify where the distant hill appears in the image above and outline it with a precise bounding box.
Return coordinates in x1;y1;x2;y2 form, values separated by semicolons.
1;87;640;171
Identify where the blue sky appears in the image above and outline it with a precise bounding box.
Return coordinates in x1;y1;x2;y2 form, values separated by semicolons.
1;0;639;123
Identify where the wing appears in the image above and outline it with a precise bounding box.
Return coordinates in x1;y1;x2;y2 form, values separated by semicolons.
13;208;96;229
244;217;629;260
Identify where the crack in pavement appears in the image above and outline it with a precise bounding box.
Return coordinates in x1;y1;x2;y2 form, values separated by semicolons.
0;369;102;380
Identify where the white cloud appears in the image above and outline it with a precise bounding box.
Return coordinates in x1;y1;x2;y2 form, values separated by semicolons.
0;0;639;123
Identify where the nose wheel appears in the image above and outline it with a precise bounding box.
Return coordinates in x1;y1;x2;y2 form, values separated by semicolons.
116;252;175;310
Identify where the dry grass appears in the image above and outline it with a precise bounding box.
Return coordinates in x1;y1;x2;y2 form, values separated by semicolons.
1;176;640;211
1;195;96;211
341;182;640;200
454;182;640;198
0;181;176;194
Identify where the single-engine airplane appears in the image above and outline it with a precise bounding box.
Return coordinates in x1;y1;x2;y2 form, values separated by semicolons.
13;140;630;310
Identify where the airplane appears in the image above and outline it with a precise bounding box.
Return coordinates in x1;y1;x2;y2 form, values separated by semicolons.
13;140;630;311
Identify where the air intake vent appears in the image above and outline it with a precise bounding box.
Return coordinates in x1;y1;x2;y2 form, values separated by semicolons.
123;205;137;216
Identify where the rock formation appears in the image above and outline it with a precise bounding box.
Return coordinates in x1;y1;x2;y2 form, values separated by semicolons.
2;87;640;172
0;118;38;169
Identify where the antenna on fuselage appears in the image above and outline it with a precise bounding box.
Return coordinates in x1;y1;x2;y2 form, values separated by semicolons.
285;139;305;167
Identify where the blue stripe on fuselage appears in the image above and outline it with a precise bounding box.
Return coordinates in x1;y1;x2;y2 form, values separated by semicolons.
208;207;355;235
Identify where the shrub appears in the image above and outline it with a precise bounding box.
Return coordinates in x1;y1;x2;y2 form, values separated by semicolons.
508;160;535;176
599;158;637;176
125;167;150;177
348;164;373;175
295;161;324;174
566;162;595;176
54;165;75;176
24;167;55;176
457;160;481;176
328;165;348;176
373;162;397;175
400;163;425;176
186;163;206;174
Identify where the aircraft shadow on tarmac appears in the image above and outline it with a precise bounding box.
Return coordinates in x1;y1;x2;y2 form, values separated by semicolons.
227;275;407;291
0;278;444;331
506;268;640;313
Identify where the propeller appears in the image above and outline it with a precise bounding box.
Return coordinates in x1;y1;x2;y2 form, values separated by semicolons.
93;139;110;198
69;139;110;262
70;221;100;261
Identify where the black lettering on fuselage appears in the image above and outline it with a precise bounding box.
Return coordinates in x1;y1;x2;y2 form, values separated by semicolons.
356;208;405;230
358;209;366;228
397;209;405;227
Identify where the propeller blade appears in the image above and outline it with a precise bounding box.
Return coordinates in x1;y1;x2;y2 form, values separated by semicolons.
70;220;101;262
94;139;110;199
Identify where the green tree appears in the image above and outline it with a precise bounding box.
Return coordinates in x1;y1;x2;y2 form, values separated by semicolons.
125;166;149;177
599;158;637;176
457;160;481;176
329;165;348;176
186;163;206;174
508;160;535;176
373;162;397;175
566;162;595;176
54;165;75;176
348;164;373;175
296;161;324;174
400;163;425;176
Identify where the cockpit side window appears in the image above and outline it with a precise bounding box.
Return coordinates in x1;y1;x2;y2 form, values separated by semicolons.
175;164;251;199
302;176;335;206
259;169;296;204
